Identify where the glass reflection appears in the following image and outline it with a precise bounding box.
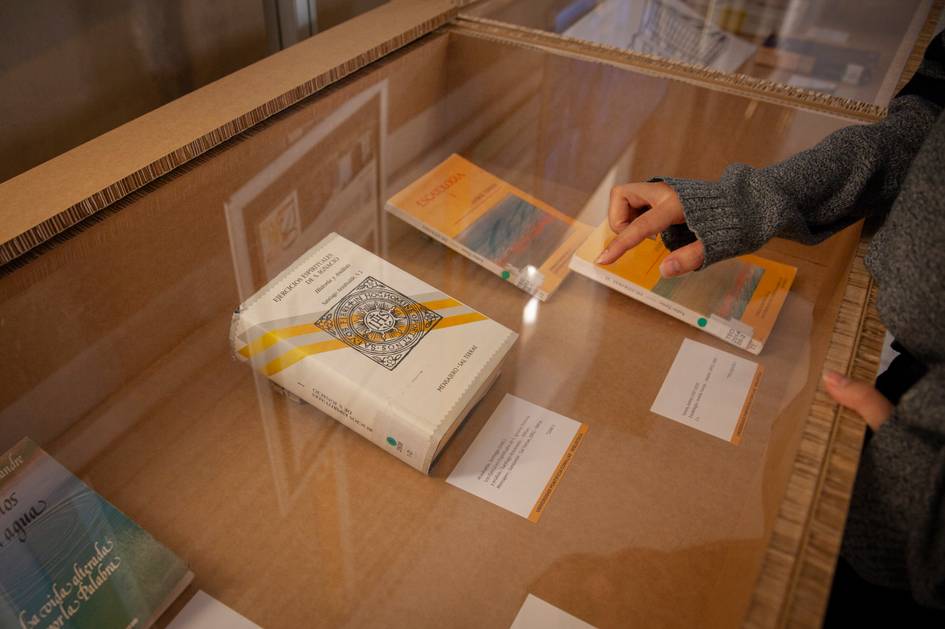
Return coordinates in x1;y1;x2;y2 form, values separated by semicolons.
467;0;940;105
225;81;388;299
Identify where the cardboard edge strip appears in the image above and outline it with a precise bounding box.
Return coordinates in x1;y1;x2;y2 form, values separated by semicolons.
451;15;886;124
743;239;880;628
0;0;473;268
779;248;889;627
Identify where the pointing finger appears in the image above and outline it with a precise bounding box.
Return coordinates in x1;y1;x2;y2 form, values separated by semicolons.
596;203;675;265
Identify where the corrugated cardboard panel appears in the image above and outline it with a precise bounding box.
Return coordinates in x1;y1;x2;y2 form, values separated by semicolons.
0;0;469;266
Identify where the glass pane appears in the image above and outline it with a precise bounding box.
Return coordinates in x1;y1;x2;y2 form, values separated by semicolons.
0;27;862;627
465;0;940;105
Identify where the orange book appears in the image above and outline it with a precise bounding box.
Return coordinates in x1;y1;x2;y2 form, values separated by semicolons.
386;154;591;300
571;221;797;354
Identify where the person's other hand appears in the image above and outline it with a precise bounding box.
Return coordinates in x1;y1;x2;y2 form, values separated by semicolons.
595;182;705;277
823;370;893;431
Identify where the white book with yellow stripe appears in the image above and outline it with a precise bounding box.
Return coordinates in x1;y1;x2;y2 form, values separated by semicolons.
230;233;518;473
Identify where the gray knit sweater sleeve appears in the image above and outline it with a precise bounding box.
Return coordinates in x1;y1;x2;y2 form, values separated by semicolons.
656;94;939;266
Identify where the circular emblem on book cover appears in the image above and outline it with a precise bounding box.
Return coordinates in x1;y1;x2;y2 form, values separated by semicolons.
315;276;442;371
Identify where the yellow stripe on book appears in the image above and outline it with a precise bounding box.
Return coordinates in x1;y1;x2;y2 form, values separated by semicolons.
263;339;347;376
263;311;488;376
238;299;465;358
239;323;320;358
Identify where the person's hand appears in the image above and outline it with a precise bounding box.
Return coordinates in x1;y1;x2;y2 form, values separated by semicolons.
823;370;893;431
595;182;705;277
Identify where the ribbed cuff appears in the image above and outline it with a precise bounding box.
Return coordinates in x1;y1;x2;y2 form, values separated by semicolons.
653;176;758;268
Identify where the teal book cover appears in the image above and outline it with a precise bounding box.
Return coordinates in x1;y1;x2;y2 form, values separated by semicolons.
0;438;192;629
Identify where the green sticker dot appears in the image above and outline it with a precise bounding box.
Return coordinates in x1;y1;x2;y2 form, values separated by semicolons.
697;317;708;327
386;437;397;446
501;270;511;280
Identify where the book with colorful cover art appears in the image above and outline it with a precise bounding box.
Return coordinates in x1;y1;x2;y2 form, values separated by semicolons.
230;233;518;473
570;221;796;354
0;438;192;629
386;154;592;301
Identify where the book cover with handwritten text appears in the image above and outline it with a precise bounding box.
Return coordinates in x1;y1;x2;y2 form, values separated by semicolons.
0;438;192;629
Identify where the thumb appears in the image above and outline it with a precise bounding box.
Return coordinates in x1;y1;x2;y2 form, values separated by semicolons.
659;241;705;278
823;370;893;430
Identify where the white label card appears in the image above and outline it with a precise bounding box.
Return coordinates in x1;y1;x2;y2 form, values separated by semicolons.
447;394;587;522
650;338;762;444
166;591;262;629
510;594;597;629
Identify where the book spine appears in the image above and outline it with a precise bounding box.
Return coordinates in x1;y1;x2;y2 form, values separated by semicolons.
569;256;759;353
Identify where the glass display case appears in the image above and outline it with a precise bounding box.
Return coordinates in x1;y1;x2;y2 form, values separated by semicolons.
0;1;908;626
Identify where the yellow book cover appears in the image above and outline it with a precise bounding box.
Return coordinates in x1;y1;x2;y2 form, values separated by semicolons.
386;154;592;300
570;221;797;354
